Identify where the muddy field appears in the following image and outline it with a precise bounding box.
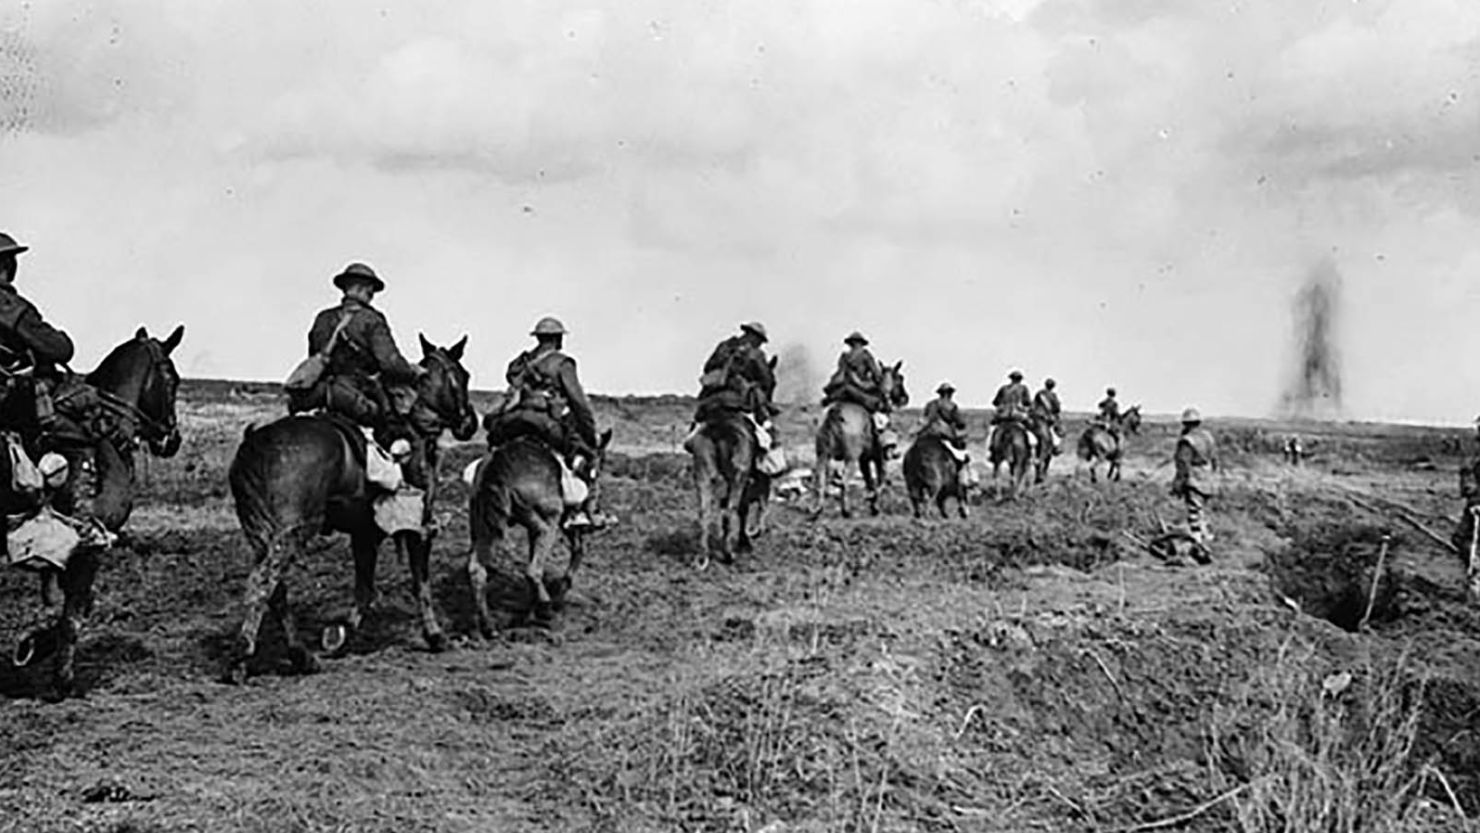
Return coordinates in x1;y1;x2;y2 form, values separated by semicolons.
2;381;1478;832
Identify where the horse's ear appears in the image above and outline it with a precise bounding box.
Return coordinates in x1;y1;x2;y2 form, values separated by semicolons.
135;326;149;340
448;335;467;361
599;428;613;449
419;333;434;356
893;360;903;372
769;356;778;370
161;324;184;355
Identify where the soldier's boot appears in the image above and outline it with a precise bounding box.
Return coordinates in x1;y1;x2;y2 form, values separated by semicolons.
562;453;616;531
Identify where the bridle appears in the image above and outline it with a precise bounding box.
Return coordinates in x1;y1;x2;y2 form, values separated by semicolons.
406;348;474;438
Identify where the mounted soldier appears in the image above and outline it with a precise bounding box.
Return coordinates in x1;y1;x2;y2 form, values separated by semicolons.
822;331;899;452
1030;377;1063;454
0;231;77;512
484;316;615;530
286;262;427;489
988;370;1036;455
920;381;969;457
689;322;781;461
1097;387;1122;433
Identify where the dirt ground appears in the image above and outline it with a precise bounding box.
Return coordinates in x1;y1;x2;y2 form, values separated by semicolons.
2;382;1478;832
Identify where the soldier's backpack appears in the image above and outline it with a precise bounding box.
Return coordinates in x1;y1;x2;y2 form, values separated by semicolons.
285;311;354;393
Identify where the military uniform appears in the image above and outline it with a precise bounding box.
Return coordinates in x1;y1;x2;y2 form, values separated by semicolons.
1030;382;1063;452
991;381;1031;424
822;333;886;412
0;283;74;370
1098;393;1121;428
1171;410;1217;544
920;388;968;448
695;323;776;423
288;264;423;431
487;344;599;458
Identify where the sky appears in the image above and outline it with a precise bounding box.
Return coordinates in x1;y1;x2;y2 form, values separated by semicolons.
1;0;1477;423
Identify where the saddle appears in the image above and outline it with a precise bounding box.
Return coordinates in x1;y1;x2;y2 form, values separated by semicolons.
314;412;407;492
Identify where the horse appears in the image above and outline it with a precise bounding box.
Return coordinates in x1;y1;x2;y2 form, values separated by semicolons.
8;324;186;699
1077;405;1142;483
686;356;779;568
988;419;1034;498
464;428;613;634
222;335;477;684
811;362;908;518
687;412;765;568
902;436;969;519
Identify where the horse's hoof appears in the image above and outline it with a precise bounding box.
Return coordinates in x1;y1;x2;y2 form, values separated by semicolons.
288;646;321;676
694;553;711;572
426;631;449;654
221;660;248;686
320;624;349;655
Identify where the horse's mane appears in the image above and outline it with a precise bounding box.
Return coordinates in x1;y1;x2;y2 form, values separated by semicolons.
87;338;149;387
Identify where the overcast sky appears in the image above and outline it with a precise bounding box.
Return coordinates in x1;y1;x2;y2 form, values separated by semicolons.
2;0;1476;423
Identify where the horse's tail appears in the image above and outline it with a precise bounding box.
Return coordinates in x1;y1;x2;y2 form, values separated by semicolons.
1077;428;1097;462
228;429;276;548
469;461;511;545
815;404;842;457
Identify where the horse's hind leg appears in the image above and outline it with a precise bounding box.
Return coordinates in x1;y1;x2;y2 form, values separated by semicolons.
323;532;382;655
695;466;716;567
225;531;294;684
48;547;99;700
863;459;881;516
400;532;447;653
525;520;560;625
269;579;319;675
467;536;498;640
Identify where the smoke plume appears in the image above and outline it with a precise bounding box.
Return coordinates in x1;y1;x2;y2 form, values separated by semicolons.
773;342;823;406
1279;257;1343;420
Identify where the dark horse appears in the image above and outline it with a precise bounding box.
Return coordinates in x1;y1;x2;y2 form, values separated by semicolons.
7;325;185;699
903;436;969;519
812;362;908;518
464;428;613;634
1077;405;1142;483
223;335;476;683
989;420;1034;498
686;356;778;568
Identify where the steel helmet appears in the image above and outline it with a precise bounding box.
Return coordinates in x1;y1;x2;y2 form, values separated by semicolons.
740;321;769;342
0;232;29;257
937;381;956;394
1045;378;1056;388
1106;387;1117;396
1009;369;1023;381
1181;406;1202;424
844;331;869;346
531;316;568;336
332;262;385;292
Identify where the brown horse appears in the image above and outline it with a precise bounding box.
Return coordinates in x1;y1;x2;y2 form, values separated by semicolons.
8;325;186;699
811;362;908;518
902;436;969;519
686;412;764;567
989;419;1034;498
464;428;613;634
686;355;778;568
223;335;476;684
1077;405;1142;483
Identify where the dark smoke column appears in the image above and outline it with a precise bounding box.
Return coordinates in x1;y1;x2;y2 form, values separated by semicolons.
1279;258;1343;420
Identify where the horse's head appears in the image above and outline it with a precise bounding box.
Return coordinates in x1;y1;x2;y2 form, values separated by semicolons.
881;360;909;410
412;333;478;441
90;325;185;457
1123;405;1142;435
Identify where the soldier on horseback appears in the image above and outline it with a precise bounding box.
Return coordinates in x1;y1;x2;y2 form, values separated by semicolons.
822;331;898;452
1031;377;1063;454
688;321;783;472
0;232;77;517
485;316;615;530
287;262;426;488
920;382;969;453
1450;417;1480;599
1097;387;1122;434
987;370;1036;457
